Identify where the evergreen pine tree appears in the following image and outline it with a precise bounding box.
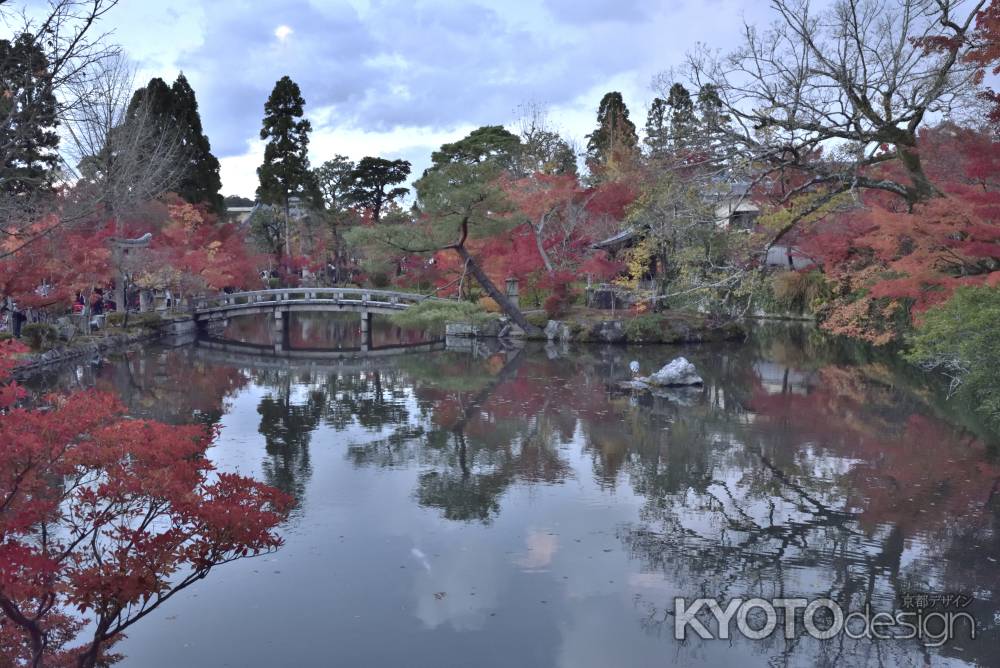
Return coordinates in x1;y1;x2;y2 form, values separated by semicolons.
344;157;411;223
313;155;355;212
0;33;60;198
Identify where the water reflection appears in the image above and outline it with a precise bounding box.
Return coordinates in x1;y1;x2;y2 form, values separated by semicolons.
218;311;436;350
22;322;1000;667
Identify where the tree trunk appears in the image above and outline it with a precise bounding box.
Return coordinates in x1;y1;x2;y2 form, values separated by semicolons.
283;196;292;259
898;144;940;204
121;276;130;329
454;244;541;336
111;214;127;316
532;223;554;274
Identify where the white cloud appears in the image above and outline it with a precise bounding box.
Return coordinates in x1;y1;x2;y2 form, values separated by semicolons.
100;0;781;195
218;140;265;198
218;121;477;197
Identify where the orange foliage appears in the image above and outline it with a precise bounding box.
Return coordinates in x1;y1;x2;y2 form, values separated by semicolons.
798;125;1000;343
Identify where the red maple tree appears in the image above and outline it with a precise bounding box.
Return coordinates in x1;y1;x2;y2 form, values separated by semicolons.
0;343;289;667
795;124;1000;343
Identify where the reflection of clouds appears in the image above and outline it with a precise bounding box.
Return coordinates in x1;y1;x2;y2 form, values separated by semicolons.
410;540;501;632
514;529;559;571
410;547;431;572
626;572;672;592
554;594;662;668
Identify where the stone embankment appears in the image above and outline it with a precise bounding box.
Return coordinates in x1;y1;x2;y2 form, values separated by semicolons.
13;317;195;376
446;310;746;345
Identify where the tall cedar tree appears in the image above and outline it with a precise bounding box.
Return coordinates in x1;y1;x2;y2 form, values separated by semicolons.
0;33;60;197
666;83;697;151
257;76;315;257
125;75;223;213
644;97;669;159
171;74;224;213
345;157;411;223
696;84;731;169
585;92;638;177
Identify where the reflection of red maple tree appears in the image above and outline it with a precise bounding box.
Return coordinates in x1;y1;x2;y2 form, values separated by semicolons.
747;365;1000;534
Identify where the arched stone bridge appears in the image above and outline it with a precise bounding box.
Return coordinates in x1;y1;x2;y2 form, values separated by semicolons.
193;288;438;354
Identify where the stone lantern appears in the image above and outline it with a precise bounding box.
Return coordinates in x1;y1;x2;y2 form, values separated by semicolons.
505;277;519;308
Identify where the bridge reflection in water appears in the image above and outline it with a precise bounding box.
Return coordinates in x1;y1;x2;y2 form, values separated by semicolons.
192;288;442;358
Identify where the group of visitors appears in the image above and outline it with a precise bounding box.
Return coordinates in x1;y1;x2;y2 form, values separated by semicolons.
1;286;122;339
72;290;117;316
0;302;28;338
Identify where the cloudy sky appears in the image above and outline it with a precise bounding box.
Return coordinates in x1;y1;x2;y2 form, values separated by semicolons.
95;0;775;197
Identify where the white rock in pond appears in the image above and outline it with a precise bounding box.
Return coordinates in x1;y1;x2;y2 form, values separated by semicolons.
645;357;703;387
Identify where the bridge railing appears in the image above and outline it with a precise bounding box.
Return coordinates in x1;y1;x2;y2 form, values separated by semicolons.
194;288;436;313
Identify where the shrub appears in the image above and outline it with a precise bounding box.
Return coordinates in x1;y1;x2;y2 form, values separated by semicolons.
623;313;666;342
543;291;571;319
525;311;549;329
478;296;502;313
369;271;391;289
387;299;495;333
106;312;162;329
772;270;829;314
907;285;1000;431
132;312;164;328
541;271;578;319
21;323;60;352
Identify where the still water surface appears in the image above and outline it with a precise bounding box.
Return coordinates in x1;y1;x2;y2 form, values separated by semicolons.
26;316;1000;667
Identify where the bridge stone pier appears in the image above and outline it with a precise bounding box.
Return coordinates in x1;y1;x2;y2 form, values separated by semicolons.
269;307;371;354
194;288;434;356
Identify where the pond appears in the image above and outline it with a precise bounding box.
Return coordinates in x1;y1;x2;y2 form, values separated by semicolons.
214;311;439;351
24;318;1000;667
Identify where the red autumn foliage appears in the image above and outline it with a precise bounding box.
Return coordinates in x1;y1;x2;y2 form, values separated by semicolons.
0;219;115;309
502;173;632;274
968;0;1000;126
0;199;264;315
541;270;578;318
795;124;1000;343
142;201;264;295
0;344;289;667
